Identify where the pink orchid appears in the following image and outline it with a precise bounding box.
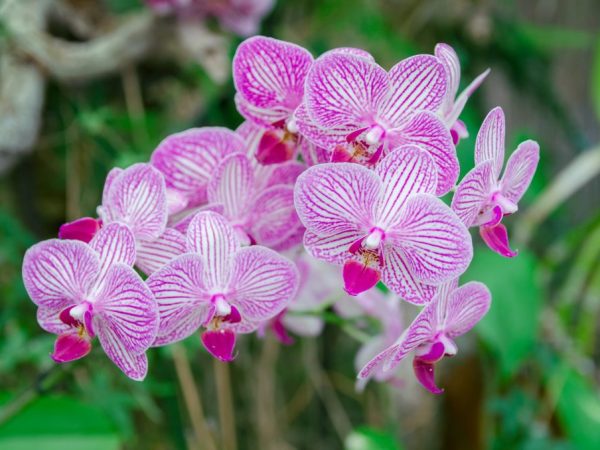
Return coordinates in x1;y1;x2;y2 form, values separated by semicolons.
147;211;299;361
359;280;491;394
434;43;490;145
233;36;319;165
99;163;186;275
451;107;540;257
22;223;158;380
294;145;472;302
146;0;274;37
202;152;304;250
298;50;458;195
151;127;245;211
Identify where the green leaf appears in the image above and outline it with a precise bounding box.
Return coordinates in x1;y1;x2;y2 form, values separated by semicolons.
463;248;542;378
555;369;600;449
0;395;121;450
345;426;402;450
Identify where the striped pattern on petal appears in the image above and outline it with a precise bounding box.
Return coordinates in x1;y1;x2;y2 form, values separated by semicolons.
229;246;299;321
501;140;540;204
382;305;437;372
451;160;496;227
381;246;437;304
305;53;388;129
95;323;149;381
375;146;437;230
37;305;71;335
381;55;447;125
23;239;99;309
136;228;186;276
295;103;350;150
442;281;491;338
388;194;473;284
90;222;136;285
475;107;505;177
151;127;244;207
393;111;458;196
147;254;212;345
434;43;461;114
186;212;238;291
233;36;313;124
103;163;168;242
208;153;255;222
303;230;361;265
93;264;158;355
294;162;380;235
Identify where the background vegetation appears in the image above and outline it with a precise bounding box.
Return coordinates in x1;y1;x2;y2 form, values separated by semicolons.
1;0;600;449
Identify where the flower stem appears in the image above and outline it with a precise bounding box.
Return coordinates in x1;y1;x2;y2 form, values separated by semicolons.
213;359;238;450
172;345;217;450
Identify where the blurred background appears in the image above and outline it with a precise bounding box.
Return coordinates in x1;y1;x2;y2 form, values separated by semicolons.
1;0;600;449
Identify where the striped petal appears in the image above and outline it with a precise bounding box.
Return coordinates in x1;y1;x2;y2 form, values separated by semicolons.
442;282;491;338
475;107;505;177
380;55;446;125
294;162;380;235
93;264;158;356
228;246;299;321
186;211;238;290
37;305;71;335
89;222;136;285
393;111;458;196
102;163;168;242
451;160;496;227
207;153;255;222
305;53;388;129
233;36;313;125
147;254;212;345
295;102;348;150
388;194;473;285
249;185;302;249
22;239;99;309
359;305;435;378
151;127;244;207
381;246;437;304
501;140;540;204
434;43;461;114
136;228;186;276
375;146;437;229
303;230;362;265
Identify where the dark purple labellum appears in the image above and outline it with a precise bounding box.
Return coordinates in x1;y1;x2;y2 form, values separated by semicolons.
51;333;92;363
201;329;236;362
343;259;380;296
413;357;444;395
480;223;517;258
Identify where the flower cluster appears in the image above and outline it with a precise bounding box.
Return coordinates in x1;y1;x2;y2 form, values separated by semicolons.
22;36;539;393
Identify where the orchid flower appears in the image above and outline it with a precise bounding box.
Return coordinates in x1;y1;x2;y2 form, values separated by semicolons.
146;0;274;37
233;36;318;165
434;43;490;145
99;163;186;275
147;211;299;361
294;145;472;302
151;127;245;212
202;152;304;250
297;50;458;195
22;223;158;380
359;280;491;394
451;107;540;257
